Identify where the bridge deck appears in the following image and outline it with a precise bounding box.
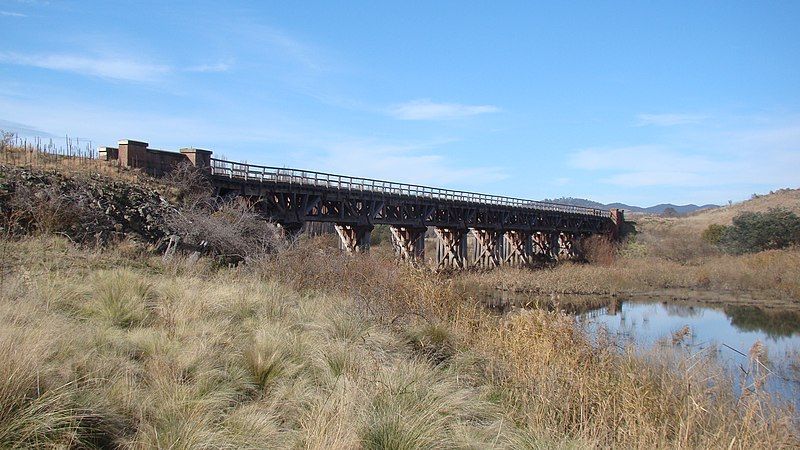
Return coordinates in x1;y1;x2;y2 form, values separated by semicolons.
209;158;608;219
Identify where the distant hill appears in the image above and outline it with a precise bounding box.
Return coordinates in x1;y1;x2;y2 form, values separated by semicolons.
544;197;718;215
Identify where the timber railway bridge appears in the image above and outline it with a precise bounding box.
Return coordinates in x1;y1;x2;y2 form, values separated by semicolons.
100;139;624;270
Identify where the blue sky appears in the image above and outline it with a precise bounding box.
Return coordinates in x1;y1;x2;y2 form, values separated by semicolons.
1;1;798;206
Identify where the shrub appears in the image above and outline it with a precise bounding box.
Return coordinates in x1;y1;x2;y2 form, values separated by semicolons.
3;182;97;239
720;208;800;254
166;198;284;264
582;235;616;265
701;224;727;245
661;207;679;218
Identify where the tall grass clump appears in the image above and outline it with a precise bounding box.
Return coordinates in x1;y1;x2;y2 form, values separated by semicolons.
89;269;155;328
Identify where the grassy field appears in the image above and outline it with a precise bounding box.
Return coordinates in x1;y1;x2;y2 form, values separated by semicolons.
0;236;797;449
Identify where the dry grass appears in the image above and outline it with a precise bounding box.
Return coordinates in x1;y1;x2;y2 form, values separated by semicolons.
643;189;800;234
460;249;800;301
0;236;796;448
0;237;510;448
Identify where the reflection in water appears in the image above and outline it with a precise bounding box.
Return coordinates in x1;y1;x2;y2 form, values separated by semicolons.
662;303;702;318
725;305;800;339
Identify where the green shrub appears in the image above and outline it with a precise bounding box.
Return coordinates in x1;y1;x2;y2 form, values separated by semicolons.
720;208;800;254
701;224;728;245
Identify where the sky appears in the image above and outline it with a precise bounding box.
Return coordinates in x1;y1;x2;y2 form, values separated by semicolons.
1;1;799;206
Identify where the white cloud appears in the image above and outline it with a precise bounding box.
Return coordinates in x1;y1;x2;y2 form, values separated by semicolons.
186;62;231;73
1;11;27;17
636;113;708;126
389;99;500;120
0;52;170;82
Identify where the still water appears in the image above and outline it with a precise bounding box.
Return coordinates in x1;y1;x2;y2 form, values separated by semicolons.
479;289;800;407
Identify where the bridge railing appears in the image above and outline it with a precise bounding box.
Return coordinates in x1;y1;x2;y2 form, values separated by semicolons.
209;158;608;217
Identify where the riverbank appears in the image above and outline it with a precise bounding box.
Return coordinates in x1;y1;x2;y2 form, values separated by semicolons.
456;249;800;307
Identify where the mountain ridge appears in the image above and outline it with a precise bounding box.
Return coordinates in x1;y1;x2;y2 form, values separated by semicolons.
543;197;719;215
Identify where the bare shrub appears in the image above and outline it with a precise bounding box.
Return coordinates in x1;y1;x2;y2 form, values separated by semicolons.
582;235;616;266
167;197;284;264
3;183;99;240
162;161;213;207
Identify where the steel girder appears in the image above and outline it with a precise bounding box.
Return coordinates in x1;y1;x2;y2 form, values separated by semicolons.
214;178;613;237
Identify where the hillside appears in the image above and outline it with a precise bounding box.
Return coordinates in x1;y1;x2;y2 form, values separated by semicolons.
680;188;800;231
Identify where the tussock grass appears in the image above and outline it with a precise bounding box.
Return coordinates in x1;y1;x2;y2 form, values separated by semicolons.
0;237;511;448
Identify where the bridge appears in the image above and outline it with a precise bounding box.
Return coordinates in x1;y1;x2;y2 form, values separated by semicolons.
100;139;624;269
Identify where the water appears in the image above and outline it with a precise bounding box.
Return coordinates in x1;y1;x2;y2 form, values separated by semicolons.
580;299;800;404
476;288;800;407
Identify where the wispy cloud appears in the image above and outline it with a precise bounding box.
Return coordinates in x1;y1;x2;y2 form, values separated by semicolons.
1;11;27;17
186;62;231;73
260;27;324;71
636;113;708;126
0;119;57;137
389;99;501;120
0;52;170;82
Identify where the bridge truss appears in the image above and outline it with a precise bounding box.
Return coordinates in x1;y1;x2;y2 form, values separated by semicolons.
209;158;618;270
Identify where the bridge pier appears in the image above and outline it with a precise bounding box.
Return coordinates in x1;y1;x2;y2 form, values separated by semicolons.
334;224;373;254
471;229;501;269
390;226;426;263
434;227;468;270
502;230;533;267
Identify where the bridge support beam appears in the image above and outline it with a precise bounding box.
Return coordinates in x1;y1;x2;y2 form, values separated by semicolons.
502;230;533;267
334;224;373;254
471;228;501;269
434;227;467;270
532;232;552;260
557;233;582;260
390;226;426;263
